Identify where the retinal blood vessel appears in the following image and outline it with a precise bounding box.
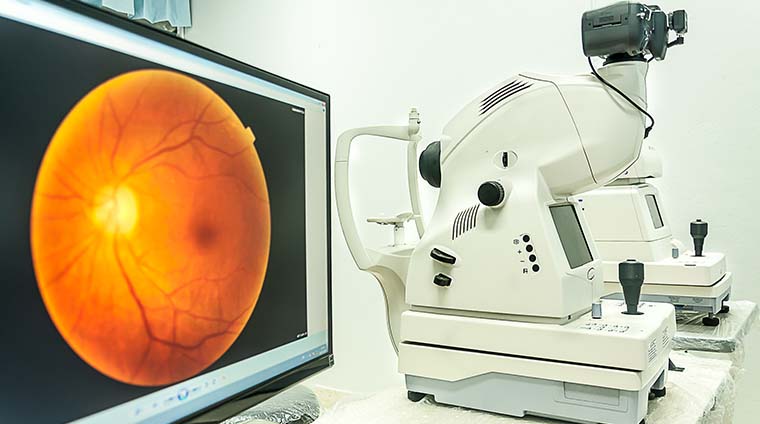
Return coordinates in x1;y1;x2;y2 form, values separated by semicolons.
30;69;271;386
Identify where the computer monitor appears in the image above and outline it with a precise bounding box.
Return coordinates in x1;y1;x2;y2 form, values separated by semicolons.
0;0;332;422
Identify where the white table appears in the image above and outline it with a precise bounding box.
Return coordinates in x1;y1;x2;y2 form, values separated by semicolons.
308;351;732;424
228;302;758;424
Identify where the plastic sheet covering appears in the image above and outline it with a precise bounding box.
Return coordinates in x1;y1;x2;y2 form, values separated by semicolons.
310;352;733;424
668;301;758;424
223;385;320;424
672;301;759;360
654;352;735;424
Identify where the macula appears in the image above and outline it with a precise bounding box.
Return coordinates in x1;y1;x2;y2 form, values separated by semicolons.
31;69;271;386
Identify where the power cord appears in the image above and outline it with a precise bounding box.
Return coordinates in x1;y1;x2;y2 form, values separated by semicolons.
587;57;655;138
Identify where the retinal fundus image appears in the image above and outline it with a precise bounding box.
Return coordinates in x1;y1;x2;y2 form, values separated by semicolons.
30;70;271;386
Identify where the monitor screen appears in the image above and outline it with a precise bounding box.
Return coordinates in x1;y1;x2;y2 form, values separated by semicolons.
0;1;331;423
645;194;664;229
549;204;593;269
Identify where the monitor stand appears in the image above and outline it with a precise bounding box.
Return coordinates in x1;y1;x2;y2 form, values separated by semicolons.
221;385;320;424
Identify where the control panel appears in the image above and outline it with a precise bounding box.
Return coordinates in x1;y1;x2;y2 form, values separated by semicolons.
579;322;630;333
514;233;540;274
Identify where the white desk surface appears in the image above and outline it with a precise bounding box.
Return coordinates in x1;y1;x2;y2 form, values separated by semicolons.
310;351;733;424
228;302;759;424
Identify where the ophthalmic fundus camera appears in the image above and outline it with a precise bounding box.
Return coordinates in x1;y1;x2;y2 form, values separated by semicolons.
336;3;688;423
574;141;732;327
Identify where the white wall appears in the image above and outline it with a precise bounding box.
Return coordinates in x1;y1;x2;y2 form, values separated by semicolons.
186;0;760;420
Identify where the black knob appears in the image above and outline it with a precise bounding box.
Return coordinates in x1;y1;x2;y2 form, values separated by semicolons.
433;273;452;287
430;248;456;265
419;141;441;188
478;181;505;207
690;219;708;257
619;259;644;315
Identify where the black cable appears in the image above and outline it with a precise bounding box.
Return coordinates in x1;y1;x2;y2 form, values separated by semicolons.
587;57;655;138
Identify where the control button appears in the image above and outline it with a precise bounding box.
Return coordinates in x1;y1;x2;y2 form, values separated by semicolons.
528;254;537;262
522;234;531;243
531;264;540;272
526;244;534;252
587;267;596;280
478;181;505;207
178;388;189;401
498;150;518;168
433;273;452;287
430;248;456;265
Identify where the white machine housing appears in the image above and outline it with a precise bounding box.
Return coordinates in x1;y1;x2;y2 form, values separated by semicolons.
574;143;732;316
404;65;648;321
401;300;674;423
336;59;677;423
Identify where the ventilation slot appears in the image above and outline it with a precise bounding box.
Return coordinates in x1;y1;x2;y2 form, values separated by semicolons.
479;79;532;115
452;205;479;239
661;327;671;349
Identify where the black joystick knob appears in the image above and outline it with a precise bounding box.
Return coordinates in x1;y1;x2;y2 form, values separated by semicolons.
619;259;644;315
478;181;505;207
690;219;708;257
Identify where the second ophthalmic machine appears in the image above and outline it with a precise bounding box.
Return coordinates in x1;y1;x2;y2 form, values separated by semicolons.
573;141;732;326
336;3;688;423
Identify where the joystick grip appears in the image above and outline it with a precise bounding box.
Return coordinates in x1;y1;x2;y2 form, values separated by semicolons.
690;219;708;257
619;259;644;315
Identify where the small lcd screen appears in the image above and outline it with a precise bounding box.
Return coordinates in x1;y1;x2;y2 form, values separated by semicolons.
645;194;664;229
550;204;593;269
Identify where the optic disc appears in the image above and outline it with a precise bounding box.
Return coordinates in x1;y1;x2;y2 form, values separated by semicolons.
92;185;138;234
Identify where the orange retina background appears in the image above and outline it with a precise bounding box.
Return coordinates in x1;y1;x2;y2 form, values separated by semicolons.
30;69;271;386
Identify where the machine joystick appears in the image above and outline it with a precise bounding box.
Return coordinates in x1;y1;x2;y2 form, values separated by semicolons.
478;181;505;207
690;219;708;257
619;259;644;315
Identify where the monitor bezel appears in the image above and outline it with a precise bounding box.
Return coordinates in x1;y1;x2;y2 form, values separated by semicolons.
21;1;334;422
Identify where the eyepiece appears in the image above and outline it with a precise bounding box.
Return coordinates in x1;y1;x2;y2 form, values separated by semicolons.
419;141;441;188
